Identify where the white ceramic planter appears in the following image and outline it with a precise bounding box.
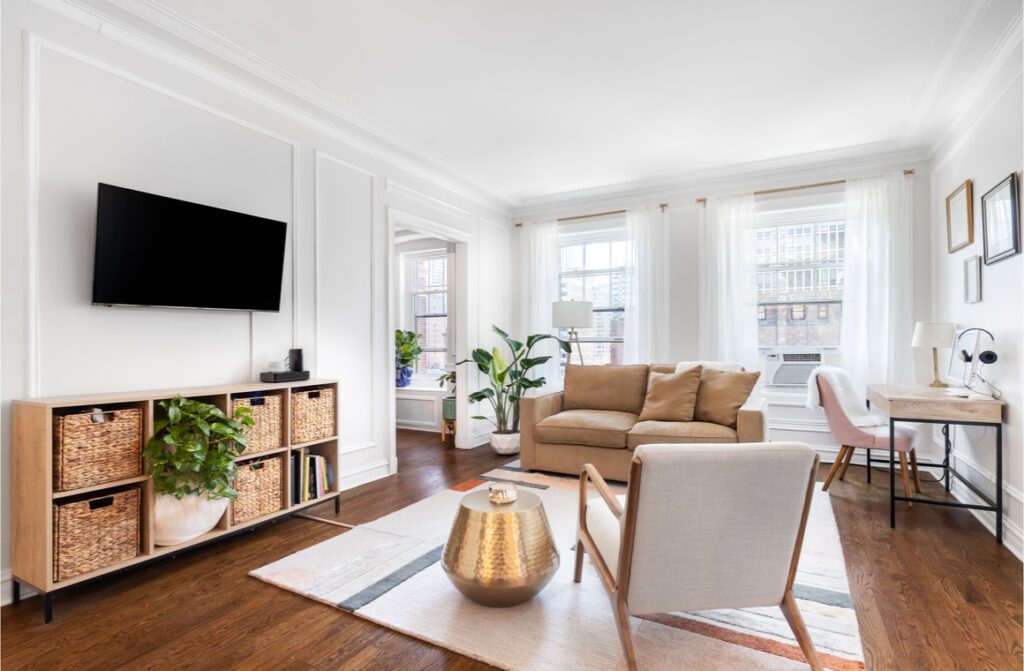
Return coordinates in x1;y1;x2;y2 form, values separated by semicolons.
153;492;228;546
490;432;521;455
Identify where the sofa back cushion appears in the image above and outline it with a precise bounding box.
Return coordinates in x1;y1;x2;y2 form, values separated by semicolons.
694;369;761;428
563;364;649;415
638;366;703;422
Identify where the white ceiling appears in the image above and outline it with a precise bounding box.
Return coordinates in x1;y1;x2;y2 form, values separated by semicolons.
147;0;1021;204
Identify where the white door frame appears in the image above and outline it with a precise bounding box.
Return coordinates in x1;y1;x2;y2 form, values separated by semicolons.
386;208;478;465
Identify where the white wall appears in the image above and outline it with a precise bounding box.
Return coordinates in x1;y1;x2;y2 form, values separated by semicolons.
929;51;1023;555
0;0;512;602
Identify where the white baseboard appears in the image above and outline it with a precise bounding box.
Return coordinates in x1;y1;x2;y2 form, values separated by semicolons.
338;459;390;491
1;570;37;607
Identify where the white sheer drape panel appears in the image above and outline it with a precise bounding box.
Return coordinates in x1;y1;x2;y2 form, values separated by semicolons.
840;172;914;395
624;206;670;364
519;220;563;390
698;194;759;370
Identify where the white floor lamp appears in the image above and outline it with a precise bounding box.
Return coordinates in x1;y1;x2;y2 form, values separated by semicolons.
552;300;593;366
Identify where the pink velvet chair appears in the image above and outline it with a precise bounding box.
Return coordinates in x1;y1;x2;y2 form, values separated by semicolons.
817;374;921;503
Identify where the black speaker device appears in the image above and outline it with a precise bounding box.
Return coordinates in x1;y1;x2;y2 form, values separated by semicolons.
260;348;310;382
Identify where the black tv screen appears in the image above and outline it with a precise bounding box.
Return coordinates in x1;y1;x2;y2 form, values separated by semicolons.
92;184;287;312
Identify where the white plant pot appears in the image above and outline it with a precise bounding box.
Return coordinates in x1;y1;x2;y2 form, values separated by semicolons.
153;492;228;546
490;432;521;455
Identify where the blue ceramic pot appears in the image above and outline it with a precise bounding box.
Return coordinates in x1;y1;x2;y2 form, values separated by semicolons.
396;366;413;387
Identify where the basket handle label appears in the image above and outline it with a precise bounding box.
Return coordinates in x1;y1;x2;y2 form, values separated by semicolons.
250;398;266;406
89;410;115;423
250;462;265;470
89;496;114;510
308;391;321;399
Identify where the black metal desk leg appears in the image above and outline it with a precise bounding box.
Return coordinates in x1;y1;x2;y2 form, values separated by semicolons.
866;448;872;484
890;418;896;529
43;592;53;624
11;579;20;605
997;422;1003;544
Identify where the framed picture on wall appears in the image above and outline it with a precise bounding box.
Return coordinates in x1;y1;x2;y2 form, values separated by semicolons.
982;172;1020;264
963;255;981;303
945;180;973;253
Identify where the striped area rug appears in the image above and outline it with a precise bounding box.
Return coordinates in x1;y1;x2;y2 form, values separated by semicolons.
251;465;864;671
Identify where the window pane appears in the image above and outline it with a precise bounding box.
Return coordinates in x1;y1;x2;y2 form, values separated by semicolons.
584;274;610;306
560;245;584;272
584;242;610;270
560;274;584;301
415;316;447;350
415;257;446;291
416;351;447;375
610;240;632;269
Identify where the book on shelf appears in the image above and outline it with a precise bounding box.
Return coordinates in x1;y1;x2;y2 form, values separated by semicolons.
292;451;334;503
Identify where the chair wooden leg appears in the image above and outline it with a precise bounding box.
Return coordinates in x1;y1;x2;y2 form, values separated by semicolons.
899;452;913;508
910;449;922;493
821;446;848;491
837;445;856;481
780;591;823;671
574;537;585;583
613;598;638;671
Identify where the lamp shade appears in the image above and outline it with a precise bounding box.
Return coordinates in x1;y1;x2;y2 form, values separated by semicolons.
552;300;593;329
911;321;955;349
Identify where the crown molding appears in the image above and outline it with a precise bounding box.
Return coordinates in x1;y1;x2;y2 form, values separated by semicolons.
33;0;516;211
512;143;931;218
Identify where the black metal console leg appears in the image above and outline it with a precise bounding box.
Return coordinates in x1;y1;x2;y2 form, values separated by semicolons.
334;496;340;515
866;448;872;484
43;592;53;624
889;419;896;529
996;422;1003;544
942;424;951;492
11;579;20;605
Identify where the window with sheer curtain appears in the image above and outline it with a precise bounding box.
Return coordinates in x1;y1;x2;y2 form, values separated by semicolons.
409;253;448;375
557;235;633;366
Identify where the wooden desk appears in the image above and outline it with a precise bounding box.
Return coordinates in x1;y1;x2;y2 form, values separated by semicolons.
867;384;1006;542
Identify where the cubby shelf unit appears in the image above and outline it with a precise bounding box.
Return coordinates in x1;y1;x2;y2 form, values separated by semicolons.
11;379;340;623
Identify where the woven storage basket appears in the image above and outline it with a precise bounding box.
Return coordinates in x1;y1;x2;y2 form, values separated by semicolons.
53;487;141;582
232;457;284;524
232;395;283;454
290;387;336;444
53;408;143;492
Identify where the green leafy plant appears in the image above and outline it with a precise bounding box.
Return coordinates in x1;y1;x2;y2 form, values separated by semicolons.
144;396;254;500
436;370;456;397
457;326;571;434
395;329;422;370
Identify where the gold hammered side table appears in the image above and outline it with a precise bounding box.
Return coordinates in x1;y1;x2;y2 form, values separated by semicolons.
441;488;560;607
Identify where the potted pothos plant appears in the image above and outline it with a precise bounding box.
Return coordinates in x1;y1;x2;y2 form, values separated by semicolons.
144;395;253;546
437;370;457;422
457;326;570;454
395;329;422;388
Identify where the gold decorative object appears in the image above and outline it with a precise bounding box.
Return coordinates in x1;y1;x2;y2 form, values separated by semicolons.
442;489;560;607
488;482;518;504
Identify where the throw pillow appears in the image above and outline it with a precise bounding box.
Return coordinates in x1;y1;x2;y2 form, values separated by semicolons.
694;369;761;428
638;367;703;422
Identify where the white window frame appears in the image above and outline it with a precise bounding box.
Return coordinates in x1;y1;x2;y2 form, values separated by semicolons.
402;248;452;381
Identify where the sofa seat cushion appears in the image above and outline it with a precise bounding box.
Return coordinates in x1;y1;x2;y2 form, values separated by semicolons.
535;410;638;449
627;420;737;449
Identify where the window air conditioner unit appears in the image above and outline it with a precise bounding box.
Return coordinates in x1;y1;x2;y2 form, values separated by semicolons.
763;350;823;387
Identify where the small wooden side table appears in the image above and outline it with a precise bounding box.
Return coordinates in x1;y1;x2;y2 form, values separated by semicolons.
867;384;1006;541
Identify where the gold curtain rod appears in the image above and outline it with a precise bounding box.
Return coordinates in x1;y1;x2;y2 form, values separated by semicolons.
695;168;916;205
513;203;668;228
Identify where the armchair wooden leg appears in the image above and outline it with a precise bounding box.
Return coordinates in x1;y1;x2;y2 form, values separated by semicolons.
837;445;856;481
910;449;922;493
613;598;638;671
821;446;848;491
780;591;823;671
899;452;913;507
574;537;585;583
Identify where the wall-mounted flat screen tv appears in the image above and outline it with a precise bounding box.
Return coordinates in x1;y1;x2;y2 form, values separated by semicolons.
92;184;287;312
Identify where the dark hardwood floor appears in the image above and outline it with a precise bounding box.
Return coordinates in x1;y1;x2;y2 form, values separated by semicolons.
2;431;1021;670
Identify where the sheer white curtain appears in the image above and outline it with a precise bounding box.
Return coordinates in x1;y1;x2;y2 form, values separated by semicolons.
623;205;670;364
519;220;563;389
698;194;759;370
840;172;914;394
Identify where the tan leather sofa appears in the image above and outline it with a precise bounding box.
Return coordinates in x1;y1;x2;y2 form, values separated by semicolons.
520;364;767;481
